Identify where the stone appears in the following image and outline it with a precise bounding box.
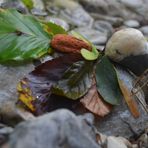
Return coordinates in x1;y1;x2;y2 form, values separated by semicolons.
91;13;123;27
31;0;47;16
0;1;28;14
79;0;148;23
6;109;100;148
46;0;94;28
45;17;69;31
0;64;34;126
93;20;113;37
140;26;148;37
107;136;127;148
124;20;140;28
60;7;94;28
74;27;107;45
95;66;148;139
0;123;13;146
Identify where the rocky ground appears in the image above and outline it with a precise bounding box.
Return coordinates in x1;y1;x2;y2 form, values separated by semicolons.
0;0;148;148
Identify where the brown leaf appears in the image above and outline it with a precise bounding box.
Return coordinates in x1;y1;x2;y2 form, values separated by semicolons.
80;78;112;117
118;80;140;118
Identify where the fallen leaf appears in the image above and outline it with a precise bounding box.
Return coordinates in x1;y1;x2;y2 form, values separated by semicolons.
17;54;82;115
118;79;140;118
0;9;51;63
80;77;112;117
95;56;122;105
52;61;94;100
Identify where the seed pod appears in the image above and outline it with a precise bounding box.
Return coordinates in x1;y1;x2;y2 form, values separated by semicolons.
51;34;92;53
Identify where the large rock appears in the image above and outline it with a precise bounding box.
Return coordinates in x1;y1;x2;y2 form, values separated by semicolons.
0;64;34;126
6;109;100;148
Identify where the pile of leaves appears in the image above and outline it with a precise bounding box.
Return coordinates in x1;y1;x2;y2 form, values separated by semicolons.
0;9;140;117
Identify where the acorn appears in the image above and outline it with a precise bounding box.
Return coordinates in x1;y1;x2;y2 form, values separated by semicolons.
105;28;148;76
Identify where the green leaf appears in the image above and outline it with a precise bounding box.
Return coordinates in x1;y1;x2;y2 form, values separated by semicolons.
0;9;51;63
81;45;99;61
52;61;94;100
43;21;67;35
95;56;122;105
70;31;90;44
22;0;34;10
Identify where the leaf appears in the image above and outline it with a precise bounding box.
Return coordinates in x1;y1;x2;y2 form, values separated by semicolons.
80;77;112;117
95;56;122;105
17;54;82;115
52;61;94;100
22;0;34;10
71;31;100;61
118;79;140;118
81;45;99;61
43;22;67;36
0;9;51;63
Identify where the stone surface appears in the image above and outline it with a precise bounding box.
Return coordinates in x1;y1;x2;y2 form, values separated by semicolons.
0;124;13;146
140;26;148;37
79;0;148;23
6;109;100;148
0;64;34;126
0;1;28;13
74;27;107;45
96;67;148;139
124;19;140;28
107;136;127;148
93;20;113;37
60;7;94;28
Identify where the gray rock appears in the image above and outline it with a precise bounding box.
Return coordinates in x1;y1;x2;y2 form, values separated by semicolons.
140;26;148;37
120;0;143;8
124;20;140;28
60;7;94;28
7;109;100;148
31;8;47;16
31;0;47;16
74;27;107;45
0;64;34;126
45;17;69;31
91;13;123;27
0;123;13;146
96;67;148;139
46;0;94;28
79;0;148;23
0;1;28;14
93;20;113;37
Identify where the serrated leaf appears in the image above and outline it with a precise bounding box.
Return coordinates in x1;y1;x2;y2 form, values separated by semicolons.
52;61;94;100
0;9;51;63
17;54;82;115
96;56;122;105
